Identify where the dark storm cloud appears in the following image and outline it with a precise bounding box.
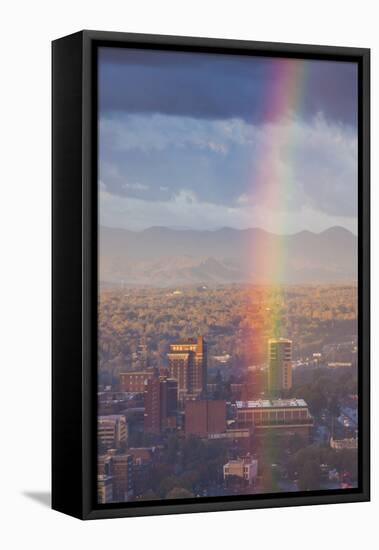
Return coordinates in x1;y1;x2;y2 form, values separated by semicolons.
99;47;358;126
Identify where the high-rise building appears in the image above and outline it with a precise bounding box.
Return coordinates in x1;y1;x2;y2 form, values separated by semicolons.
98;415;128;450
97;452;134;502
144;375;178;433
144;377;161;434
127;447;156;496
160;377;178;428
167;336;207;402
111;453;134;502
98;453;112;476
267;338;293;393
185;400;226;437
97;475;113;503
136;342;148;369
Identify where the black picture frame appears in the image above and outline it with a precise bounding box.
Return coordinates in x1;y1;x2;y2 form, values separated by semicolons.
52;30;370;520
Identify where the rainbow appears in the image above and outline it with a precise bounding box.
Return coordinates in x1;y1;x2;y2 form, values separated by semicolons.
248;58;308;492
251;58;308;335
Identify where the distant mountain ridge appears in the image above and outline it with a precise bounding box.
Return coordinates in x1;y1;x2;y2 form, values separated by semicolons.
99;225;357;286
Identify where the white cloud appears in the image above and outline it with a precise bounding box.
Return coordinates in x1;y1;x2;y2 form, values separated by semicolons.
99;112;357;231
100;114;235;154
122;182;149;191
236;194;249;206
206;141;228;154
99;185;357;235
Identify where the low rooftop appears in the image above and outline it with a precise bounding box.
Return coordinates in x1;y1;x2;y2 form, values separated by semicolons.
268;338;292;344
236;398;308;409
224;458;257;465
98;414;126;422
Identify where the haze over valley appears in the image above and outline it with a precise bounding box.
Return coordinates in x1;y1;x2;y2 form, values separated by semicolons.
99;225;357;286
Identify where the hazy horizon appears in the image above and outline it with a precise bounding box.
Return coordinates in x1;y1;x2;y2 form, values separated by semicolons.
100;223;358;237
99;223;358;287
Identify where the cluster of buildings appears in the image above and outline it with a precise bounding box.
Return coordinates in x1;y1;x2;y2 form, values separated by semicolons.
98;335;317;502
97;446;161;503
119;336;209;434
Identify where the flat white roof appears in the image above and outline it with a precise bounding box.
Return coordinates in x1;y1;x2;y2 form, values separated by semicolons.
224;458;257;466
236;398;308;409
98;414;126;421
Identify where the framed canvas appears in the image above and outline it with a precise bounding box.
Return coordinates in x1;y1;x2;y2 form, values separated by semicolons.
52;30;370;520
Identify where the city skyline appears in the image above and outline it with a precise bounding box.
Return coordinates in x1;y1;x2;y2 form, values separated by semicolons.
97;48;359;505
97;289;359;503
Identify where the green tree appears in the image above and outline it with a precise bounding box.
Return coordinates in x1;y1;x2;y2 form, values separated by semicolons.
166;487;194;499
140;489;159;501
158;475;183;498
288;433;306;454
298;460;320;491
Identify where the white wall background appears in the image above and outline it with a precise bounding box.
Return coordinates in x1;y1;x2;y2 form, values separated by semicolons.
0;1;376;548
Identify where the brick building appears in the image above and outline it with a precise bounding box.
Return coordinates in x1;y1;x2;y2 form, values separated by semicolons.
144;375;178;433
167;336;207;402
185;400;226;437
119;371;155;393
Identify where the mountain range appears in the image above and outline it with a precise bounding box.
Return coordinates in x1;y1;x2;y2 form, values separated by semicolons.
99;225;357;286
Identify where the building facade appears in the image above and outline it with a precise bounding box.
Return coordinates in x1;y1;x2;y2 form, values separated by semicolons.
185;400;226;437
330;436;358;450
236;398;313;440
167;336;207;402
223;457;258;485
111;453;134;502
97;475;113;503
119;371;155;393
268;338;293;393
97;451;134;502
98;414;128;450
144;375;178;433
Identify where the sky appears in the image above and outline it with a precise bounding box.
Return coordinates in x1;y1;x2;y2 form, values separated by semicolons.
98;47;358;235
